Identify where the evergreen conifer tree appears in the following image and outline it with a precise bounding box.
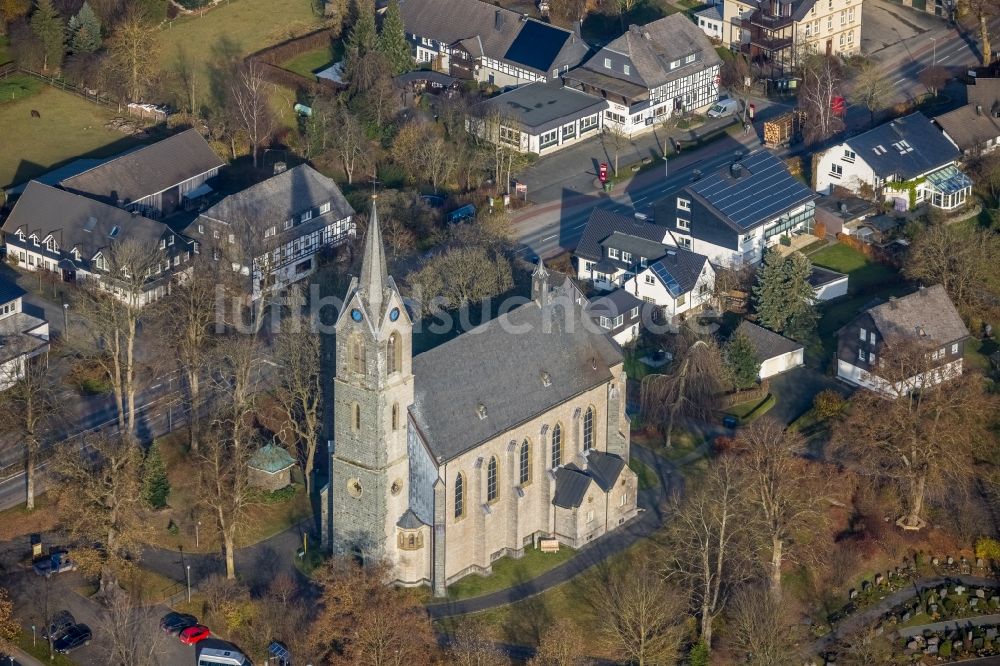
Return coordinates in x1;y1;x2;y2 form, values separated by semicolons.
344;0;377;79
724;331;760;390
69;2;101;53
377;0;412;75
30;0;64;71
141;442;170;509
751;249;818;342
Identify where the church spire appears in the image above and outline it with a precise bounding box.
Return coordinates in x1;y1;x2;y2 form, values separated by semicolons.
531;255;550;305
359;199;389;317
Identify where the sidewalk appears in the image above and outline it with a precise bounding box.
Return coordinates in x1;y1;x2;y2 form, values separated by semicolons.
7;646;45;666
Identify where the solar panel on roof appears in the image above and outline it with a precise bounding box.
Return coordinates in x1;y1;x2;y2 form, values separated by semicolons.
651;261;683;297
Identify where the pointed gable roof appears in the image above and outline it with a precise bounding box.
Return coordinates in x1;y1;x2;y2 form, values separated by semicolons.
360;200;390;318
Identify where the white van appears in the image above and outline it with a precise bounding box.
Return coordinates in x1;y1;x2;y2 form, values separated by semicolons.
707;98;740;118
198;647;251;666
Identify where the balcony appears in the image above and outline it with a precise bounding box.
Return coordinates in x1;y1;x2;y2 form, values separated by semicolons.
741;11;793;30
744;33;793;51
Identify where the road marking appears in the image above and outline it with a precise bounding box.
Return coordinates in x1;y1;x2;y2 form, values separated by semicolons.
893;78;906;85
632;196;648;203
938;55;950;62
542;234;557;241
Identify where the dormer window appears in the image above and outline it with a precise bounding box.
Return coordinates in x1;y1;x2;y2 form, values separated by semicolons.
613;314;624;327
677;198;690;211
622;251;632;263
30;234;39;246
604;57;611;69
623;64;630;75
168;235;175;246
669;59;680;70
265;226;277;238
684;53;695;64
319;202;331;215
15;229;24;240
284;219;293;230
631;306;639;319
160;239;167;249
198;224;205;234
95;254;107;271
599;316;610;329
608;248;620;259
300;210;313;223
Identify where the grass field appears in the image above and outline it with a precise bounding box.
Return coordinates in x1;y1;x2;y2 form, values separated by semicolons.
445;546;577;600
281;41;342;79
0;86;141;189
0;75;44;104
156;0;324;98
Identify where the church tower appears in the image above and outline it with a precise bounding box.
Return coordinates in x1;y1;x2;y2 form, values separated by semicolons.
330;201;414;563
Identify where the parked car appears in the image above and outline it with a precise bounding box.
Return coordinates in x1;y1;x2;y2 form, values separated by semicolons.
53;624;91;654
33;551;78;577
42;610;75;640
707;98;740;118
179;624;211;645
160;612;198;636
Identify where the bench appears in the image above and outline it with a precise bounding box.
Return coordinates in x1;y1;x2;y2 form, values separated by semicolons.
539;539;560;553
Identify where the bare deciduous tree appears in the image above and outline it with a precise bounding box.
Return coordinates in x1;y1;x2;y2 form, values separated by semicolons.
100;585;165;666
332;102;368;185
52;432;147;591
107;8;158;101
311;558;437;665
849;61;893;128
201;337;263;578
530;618;591;666
640;335;728;448
72;237;164;442
905;222;1000;318
720;53;756;124
449;622;511;666
602;123;630;177
0;354;58;509
956;0;998;66
730;417;827;597
832;342;995;530
664;456;749;650
231;59;274;169
599;557;687;666
272;311;323;496
918;65;950;96
728;585;800;665
800;54;844;144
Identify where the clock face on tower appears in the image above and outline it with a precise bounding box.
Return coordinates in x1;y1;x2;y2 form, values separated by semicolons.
351;308;363;322
390;307;400;322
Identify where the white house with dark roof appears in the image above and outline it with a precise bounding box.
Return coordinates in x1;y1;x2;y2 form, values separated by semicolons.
0;277;49;391
59;128;223;219
695;6;724;40
836;285;969;394
1;182;195;303
586;288;647;344
564;15;721;137
653;149;819;266
320;206;638;595
574;209;673;289
734;320;803;379
471;81;607;155
399;0;588;86
815;112;972;211
622;246;715;318
187;164;355;299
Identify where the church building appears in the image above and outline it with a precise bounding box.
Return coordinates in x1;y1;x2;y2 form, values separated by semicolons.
321;203;638;596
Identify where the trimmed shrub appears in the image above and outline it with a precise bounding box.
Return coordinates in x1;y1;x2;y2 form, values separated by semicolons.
940;640;953;658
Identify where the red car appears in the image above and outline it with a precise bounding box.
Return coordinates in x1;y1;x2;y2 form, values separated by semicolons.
178;624;211;645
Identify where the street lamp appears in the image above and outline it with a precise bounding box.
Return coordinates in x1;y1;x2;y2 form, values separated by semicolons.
62;302;68;337
930;36;937;66
195;521;201;549
186;564;191;603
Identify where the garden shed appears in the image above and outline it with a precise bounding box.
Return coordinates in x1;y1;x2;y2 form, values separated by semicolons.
736;320;804;379
248;443;297;492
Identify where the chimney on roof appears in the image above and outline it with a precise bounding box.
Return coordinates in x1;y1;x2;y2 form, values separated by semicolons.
919;285;928;296
977;104;983;115
889;296;898;309
730;162;743;178
838;201;848;214
692;169;703;181
495;9;504;30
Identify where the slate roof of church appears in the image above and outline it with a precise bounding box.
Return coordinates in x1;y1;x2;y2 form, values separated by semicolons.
396;509;427;529
586;450;626;492
552;465;593;509
410;299;623;463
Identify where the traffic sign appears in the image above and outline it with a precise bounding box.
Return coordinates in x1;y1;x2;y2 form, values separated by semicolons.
599;163;608;183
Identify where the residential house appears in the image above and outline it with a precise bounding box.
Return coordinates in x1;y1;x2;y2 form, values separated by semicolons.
586;288;647;345
187;164;355;299
0;277;49;391
813;193;876;237
814;112;972;211
836;285;969;394
652;149;819;265
734;320;803;379
1;182;195;303
398;0;588;86
563;15;721;137
721;0;862;80
573;209;672;290
934;78;1000;155
59;128;223;219
622;246;715;318
471;81;607;154
695;6;724;40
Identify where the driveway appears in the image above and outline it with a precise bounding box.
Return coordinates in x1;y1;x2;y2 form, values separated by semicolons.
767;366;852;425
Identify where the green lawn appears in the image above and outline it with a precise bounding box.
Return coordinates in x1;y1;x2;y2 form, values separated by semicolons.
445;545;577;600
808;243;901;295
281;40;343;79
0;86;142;189
155;0;324;99
725;393;776;422
0;75;44;104
629;456;659;490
